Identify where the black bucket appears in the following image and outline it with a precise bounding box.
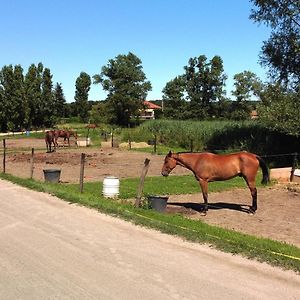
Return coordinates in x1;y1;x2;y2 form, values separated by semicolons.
43;169;61;183
147;196;169;213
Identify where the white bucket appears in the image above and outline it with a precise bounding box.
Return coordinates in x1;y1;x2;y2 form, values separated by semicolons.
102;176;120;198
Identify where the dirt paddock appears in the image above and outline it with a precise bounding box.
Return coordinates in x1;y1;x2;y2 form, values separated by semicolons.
2;137;300;247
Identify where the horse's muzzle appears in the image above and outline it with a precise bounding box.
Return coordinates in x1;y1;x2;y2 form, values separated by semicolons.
161;171;169;177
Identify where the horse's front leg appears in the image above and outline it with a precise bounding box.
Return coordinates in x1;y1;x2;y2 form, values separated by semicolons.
199;179;208;214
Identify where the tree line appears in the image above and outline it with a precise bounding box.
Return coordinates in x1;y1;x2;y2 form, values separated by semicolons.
0;0;299;138
0;63;94;131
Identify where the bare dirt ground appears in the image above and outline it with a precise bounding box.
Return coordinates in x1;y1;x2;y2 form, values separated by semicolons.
2;137;300;247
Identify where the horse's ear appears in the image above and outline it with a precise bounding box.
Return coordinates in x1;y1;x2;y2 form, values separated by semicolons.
168;150;172;157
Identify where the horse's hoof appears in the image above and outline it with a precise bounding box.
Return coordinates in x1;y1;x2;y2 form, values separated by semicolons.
249;208;256;215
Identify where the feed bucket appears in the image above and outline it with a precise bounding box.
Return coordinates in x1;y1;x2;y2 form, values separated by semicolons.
43;169;61;183
147;196;169;212
103;176;120;198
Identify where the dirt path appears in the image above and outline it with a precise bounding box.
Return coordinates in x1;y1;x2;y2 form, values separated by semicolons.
1;179;299;299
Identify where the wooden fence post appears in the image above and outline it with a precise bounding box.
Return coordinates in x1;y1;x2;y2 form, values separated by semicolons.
30;148;34;179
154;135;157;154
135;158;150;208
79;153;86;193
111;131;114;148
128;135;131;150
3;139;6;174
190;139;194;152
290;152;298;182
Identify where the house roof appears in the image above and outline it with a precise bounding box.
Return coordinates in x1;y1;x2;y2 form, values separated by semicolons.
143;100;161;109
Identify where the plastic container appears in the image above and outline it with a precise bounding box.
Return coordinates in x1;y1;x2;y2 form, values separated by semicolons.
147;195;169;212
103;176;120;198
43;169;61;183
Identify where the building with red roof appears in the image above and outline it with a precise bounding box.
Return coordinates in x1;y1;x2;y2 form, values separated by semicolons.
140;100;162;120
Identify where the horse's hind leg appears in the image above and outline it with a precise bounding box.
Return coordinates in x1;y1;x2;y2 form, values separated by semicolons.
199;179;208;214
243;176;257;213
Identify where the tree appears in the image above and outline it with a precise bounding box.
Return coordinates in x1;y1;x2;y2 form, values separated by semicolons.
184;55;227;105
53;83;66;118
162;76;188;119
258;86;300;136
229;71;263;120
24;63;45;129
0;65;27;131
250;0;300;87
74;72;91;122
93;52;152;126
232;71;262;102
161;55;227;120
13;65;28;130
41;67;55;127
250;1;300;137
0;65;17;130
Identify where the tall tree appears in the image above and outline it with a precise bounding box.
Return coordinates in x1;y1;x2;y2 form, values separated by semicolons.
41;67;55;127
162;55;227;120
183;55;227;118
13;65;27;130
53;83;66;118
232;71;263;102
250;0;300;87
250;1;300;137
184;55;227;105
93;52;152;126
162;76;187;119
258;85;300;136
75;72;91;122
24;63;44;129
0;65;27;131
0;65;15;131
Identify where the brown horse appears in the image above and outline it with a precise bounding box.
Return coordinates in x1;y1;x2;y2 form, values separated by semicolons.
161;151;269;214
45;130;56;153
54;129;78;147
85;123;97;130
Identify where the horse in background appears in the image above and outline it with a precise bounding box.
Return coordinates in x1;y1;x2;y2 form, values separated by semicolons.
85;123;97;130
45;130;56;153
161;151;269;214
54;129;78;147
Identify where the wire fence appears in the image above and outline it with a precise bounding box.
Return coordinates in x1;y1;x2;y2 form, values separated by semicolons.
0;137;299;187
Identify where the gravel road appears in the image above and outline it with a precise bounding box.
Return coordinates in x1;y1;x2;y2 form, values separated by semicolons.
0;179;299;300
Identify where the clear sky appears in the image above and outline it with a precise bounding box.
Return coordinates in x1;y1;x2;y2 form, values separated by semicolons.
1;0;270;102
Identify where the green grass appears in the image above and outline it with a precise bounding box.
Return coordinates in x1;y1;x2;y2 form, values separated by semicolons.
0;171;299;273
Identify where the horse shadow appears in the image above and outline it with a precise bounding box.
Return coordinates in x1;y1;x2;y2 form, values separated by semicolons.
167;201;252;214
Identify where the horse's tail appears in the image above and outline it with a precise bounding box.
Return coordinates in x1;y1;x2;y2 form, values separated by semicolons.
256;155;270;184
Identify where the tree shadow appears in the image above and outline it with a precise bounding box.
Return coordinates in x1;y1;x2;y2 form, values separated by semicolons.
167;201;252;214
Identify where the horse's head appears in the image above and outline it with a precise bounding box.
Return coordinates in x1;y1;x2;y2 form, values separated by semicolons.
161;151;177;177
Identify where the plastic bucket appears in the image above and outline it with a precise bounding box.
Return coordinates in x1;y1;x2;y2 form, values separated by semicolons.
103;176;120;198
43;169;61;183
148;195;169;212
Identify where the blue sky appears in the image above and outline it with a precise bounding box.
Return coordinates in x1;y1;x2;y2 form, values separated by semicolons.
1;0;270;102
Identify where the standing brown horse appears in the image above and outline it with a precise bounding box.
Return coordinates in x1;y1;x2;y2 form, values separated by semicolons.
161;151;269;214
85;123;97;130
54;129;78;147
45;130;56;153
